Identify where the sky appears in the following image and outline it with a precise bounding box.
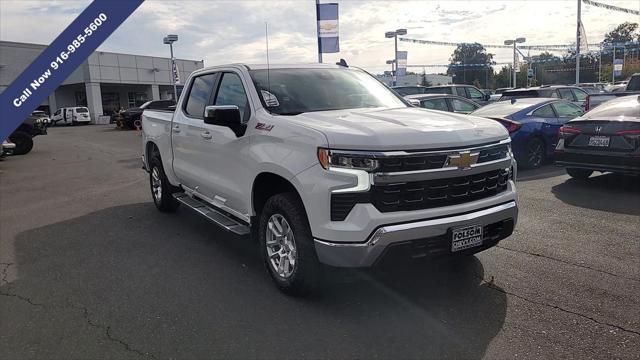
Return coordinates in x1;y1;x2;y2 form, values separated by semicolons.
0;0;638;74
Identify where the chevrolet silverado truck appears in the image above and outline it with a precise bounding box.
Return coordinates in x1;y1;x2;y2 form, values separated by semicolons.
141;63;518;295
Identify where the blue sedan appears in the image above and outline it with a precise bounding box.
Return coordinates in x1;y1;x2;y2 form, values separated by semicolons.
471;98;584;168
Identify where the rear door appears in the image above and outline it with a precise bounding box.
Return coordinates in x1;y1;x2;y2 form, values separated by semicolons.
197;71;253;217
420;97;449;112
171;72;218;191
531;104;561;152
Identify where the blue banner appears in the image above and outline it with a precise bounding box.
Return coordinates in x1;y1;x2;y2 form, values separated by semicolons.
0;0;144;141
317;3;339;53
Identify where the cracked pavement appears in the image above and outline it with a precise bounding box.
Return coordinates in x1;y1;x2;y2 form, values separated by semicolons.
1;125;639;359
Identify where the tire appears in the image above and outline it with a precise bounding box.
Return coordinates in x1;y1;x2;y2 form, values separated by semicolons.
258;193;322;296
8;131;34;155
522;137;545;169
566;168;593;180
149;153;180;212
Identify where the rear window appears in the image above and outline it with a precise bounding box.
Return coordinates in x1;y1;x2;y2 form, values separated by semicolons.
500;90;539;100
75;108;88;113
582;95;640;119
471;101;532;118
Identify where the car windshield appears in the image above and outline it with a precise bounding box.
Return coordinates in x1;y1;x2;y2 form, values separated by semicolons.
470;101;533;117
75;108;89;113
249;68;407;115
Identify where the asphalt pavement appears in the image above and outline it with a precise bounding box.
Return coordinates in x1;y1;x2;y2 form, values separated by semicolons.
1;125;639;359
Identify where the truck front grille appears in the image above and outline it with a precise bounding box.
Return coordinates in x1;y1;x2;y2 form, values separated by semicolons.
330;168;509;220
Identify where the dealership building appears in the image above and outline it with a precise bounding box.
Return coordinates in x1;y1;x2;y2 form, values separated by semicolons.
0;41;204;123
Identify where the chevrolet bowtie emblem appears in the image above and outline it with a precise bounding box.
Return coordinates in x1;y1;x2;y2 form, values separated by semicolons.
447;151;479;170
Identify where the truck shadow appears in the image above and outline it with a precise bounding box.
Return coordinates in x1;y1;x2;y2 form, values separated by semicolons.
552;173;640;216
5;203;506;359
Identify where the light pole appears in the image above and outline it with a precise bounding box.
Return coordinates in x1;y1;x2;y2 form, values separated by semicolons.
163;34;179;102
504;37;525;88
385;28;407;86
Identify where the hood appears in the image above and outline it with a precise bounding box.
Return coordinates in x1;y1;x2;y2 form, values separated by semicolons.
289;107;509;151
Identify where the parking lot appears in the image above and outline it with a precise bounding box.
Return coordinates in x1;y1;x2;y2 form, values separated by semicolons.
1;125;639;359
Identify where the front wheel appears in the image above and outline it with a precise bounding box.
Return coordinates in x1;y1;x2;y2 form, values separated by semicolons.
8;131;34;155
259;193;322;296
566;168;593;180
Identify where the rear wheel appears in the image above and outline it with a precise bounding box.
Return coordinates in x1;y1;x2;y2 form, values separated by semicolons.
566;168;593;180
8;131;34;155
149;153;180;212
522;137;545;169
259;193;322;296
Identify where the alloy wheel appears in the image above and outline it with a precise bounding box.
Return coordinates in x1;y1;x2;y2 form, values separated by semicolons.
265;214;297;279
151;167;162;202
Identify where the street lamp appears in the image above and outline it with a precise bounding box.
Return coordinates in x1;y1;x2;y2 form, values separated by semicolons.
504;37;525;88
163;34;179;102
385;28;407;86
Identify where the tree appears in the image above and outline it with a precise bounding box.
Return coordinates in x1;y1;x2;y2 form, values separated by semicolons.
447;43;494;86
604;22;639;44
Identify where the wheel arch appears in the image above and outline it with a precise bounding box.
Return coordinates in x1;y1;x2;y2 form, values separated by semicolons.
251;172;304;218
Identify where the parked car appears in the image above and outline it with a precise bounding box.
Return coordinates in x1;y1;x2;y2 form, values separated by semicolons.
471;98;584;168
51;107;91;126
555;95;640;178
405;94;480;114
584;73;640;111
391;85;428;96
9;112;49;155
142;63;518;294
119;100;176;129
499;85;589;109
1;139;16;158
421;84;491;105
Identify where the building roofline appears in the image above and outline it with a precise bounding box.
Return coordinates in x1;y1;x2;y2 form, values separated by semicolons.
0;40;203;63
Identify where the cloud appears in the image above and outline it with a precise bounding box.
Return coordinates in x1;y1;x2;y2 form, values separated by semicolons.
1;0;638;74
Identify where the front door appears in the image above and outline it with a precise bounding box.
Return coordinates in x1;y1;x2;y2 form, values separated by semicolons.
197;71;253;217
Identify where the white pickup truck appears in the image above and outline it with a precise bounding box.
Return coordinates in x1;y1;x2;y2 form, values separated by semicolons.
142;63;518;295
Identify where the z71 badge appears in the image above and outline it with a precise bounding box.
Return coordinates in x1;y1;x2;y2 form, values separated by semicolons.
255;123;274;131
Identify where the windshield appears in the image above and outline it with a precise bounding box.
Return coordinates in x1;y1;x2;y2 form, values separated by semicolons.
249;68;406;115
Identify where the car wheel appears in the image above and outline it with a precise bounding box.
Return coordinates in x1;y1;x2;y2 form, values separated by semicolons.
566;168;593;180
149;153;180;212
259;193;322;296
523;137;545;169
8;131;34;155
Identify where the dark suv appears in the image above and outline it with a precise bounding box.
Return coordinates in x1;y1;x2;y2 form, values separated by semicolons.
500;86;589;108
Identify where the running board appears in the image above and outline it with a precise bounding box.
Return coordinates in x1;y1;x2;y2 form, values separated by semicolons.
173;193;251;236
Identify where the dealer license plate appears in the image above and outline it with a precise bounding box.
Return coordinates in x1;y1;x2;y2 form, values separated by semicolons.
588;136;610;147
451;224;483;252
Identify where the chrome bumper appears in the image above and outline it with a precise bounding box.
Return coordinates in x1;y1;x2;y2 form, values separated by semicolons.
314;201;517;267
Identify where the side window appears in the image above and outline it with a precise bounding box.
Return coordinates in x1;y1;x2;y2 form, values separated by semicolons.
421;98;448;111
558;88;575;101
468;87;484;100
214;73;250;122
54;109;60;116
553;102;584;118
532;104;556;118
455;87;467;97
572;88;587;102
185;73;216;118
451;98;477;113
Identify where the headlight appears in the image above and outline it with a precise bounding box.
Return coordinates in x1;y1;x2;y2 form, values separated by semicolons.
35;118;42;124
317;148;378;172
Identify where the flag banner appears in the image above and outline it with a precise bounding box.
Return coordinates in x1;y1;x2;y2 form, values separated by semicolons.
172;58;181;84
317;3;339;53
579;21;589;53
396;51;408;76
0;0;145;141
582;0;640;15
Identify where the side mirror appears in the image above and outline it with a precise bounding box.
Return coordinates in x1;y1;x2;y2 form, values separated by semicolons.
203;105;246;137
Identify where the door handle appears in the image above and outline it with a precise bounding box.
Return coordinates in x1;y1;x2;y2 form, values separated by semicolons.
200;131;212;140
172;125;181;133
